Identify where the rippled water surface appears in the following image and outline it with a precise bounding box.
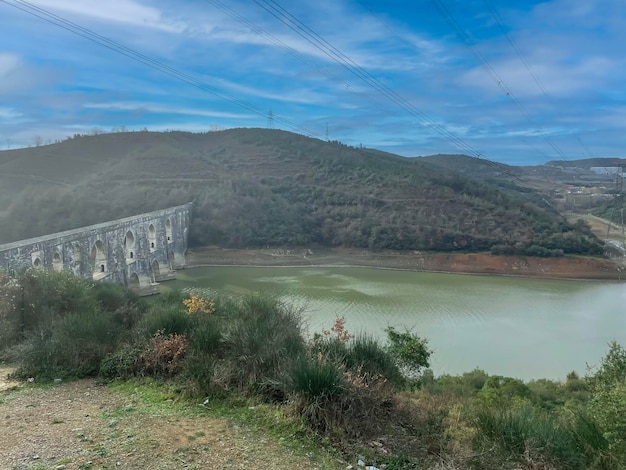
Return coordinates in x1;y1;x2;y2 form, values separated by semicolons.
165;267;626;380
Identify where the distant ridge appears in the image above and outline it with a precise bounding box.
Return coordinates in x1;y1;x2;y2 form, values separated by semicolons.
545;157;626;169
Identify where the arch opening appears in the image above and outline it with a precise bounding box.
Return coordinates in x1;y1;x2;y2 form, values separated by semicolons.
33;258;42;269
73;244;82;263
152;260;160;277
129;272;140;289
165;219;172;242
53;252;62;272
148;224;156;252
125;231;136;262
90;240;107;279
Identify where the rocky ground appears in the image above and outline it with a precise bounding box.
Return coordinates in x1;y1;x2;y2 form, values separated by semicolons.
0;374;341;470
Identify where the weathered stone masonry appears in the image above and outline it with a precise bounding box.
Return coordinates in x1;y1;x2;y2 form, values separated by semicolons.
0;203;192;295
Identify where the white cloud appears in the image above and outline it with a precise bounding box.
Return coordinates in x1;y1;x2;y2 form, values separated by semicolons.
460;54;617;98
27;0;184;32
0;53;20;77
84;101;254;119
0;107;22;119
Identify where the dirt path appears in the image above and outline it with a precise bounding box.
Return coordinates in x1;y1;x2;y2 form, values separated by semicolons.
0;378;338;470
0;366;19;392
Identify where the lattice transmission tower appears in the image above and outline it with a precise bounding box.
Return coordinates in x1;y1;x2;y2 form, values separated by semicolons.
267;109;274;129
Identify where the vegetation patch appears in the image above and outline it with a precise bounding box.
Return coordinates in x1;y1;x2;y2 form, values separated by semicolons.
2;269;626;469
0;130;605;257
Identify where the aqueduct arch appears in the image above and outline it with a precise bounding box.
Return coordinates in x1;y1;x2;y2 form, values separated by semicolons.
53;252;62;272
129;272;140;289
166;219;172;242
148;224;156;252
91;240;107;279
125;231;136;261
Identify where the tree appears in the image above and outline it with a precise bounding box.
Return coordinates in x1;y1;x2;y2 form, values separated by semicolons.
385;327;431;379
587;341;626;459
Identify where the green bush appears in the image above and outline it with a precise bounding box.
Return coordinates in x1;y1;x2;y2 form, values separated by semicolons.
472;403;590;469
346;333;404;387
0;269;97;347
138;301;191;336
587;342;626;463
15;309;123;379
385;327;431;380
188;312;223;354
99;341;145;379
477;375;531;406
182;313;223;396
313;333;348;363
434;369;490;397
92;282;141;313
92;282;145;329
291;356;346;400
291;370;348;433
217;295;306;395
183;351;216;396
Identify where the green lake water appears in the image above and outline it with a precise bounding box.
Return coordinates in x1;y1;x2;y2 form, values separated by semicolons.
163;266;626;380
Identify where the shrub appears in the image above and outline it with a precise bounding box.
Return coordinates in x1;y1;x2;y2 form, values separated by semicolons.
215;295;306;398
138;301;191;336
292;360;394;437
586;342;626;462
183;351;216;396
291;356;346;400
0;269;97;346
140;331;188;377
434;369;490;397
182;313;223;396
477;375;531;406
183;292;216;315
385;327;431;380
92;282;141;313
346;333;403;387
472;403;587;469
99;341;145;379
313;333;348;364
14;309;123;379
92;282;145;329
188;312;222;355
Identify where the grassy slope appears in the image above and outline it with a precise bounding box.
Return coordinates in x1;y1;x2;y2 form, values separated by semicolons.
0;129;603;255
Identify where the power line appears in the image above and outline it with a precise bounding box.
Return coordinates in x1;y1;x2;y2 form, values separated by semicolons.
429;0;580;171
482;0;596;163
355;0;552;163
251;0;531;186
1;0;322;139
205;0;352;90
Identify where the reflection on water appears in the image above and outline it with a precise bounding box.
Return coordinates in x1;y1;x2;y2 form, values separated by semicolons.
167;267;626;380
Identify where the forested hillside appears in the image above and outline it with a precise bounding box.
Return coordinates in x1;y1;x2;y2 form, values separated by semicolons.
0;129;603;256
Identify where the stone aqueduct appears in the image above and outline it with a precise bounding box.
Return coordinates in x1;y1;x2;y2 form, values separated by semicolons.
0;203;192;295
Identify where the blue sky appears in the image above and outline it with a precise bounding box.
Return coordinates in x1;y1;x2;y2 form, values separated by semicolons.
1;0;625;165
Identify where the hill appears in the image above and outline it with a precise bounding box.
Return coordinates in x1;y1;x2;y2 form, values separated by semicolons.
545;157;626;169
0;129;603;256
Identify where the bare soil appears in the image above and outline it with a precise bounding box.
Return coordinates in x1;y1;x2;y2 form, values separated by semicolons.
0;375;339;470
186;247;626;281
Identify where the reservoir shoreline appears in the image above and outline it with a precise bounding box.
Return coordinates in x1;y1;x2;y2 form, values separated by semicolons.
185;247;625;281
